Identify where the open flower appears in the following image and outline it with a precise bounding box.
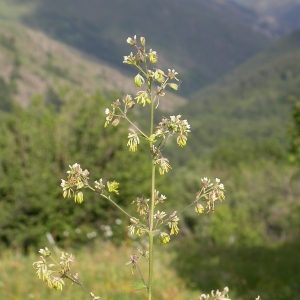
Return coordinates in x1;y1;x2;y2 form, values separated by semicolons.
154;210;167;221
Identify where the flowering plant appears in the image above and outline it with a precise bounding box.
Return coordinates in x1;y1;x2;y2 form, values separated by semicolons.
33;35;260;300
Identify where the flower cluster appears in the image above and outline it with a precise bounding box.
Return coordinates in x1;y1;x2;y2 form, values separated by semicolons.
32;248;71;291
60;163;90;203
125;248;149;276
122;94;135;112
123;35;181;108
107;180;119;195
94;178;120;195
125;253;139;274
199;287;230;300
154;190;167;204
135;90;151;106
155;156;172;175
132;195;149;217
33;248;101;299
128;217;148;236
94;178;105;192
195;178;225;213
104;107;115;127
153;115;191;147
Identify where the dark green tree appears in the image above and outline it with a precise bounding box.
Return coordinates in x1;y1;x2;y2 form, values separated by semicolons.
289;96;300;165
0;90;151;251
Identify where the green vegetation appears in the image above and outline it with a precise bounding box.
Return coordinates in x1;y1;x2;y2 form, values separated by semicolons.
0;243;200;300
0;90;159;252
183;29;300;156
168;150;300;299
0;1;299;299
289;96;300;165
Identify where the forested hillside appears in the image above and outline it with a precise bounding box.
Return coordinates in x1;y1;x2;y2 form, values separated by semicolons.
6;0;271;95
168;28;300;299
183;29;300;156
0;20;185;111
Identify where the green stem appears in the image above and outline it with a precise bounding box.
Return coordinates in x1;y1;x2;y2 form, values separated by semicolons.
148;163;155;300
148;81;155;300
88;185;133;219
136;263;147;290
116;109;149;139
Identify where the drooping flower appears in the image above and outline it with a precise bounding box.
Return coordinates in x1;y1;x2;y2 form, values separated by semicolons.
127;129;140;152
148;49;158;63
134;73;145;87
134;91;151;106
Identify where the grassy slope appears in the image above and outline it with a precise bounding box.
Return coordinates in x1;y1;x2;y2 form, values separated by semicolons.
183;29;300;153
0;243;200;300
14;0;270;95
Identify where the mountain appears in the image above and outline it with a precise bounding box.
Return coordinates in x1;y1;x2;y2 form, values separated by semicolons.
6;0;271;95
0;18;185;111
230;0;300;36
182;29;300;154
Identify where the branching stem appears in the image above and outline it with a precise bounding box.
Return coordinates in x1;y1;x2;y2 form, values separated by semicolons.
88;185;134;219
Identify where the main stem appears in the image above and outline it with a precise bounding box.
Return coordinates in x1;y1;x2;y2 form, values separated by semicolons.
148;85;155;300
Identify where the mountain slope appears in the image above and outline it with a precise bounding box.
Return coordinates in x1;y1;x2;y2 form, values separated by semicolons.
0;19;186;111
183;29;300;153
230;0;300;36
10;0;271;95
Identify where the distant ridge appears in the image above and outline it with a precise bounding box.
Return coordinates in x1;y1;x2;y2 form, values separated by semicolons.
17;0;270;95
183;28;300;152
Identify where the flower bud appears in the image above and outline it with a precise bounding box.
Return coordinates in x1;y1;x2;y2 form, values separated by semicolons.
74;191;84;203
148;134;156;142
134;74;145;87
112;117;120;126
140;36;146;46
130;217;139;225
168;83;179;90
39;247;51;257
195;202;204;215
126;101;135;109
160;232;170;244
112;99;121;108
126;35;136;46
148;49;158;63
177;134;187;147
107;180;119;194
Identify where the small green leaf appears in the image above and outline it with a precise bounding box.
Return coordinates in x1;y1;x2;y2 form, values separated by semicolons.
131;281;147;291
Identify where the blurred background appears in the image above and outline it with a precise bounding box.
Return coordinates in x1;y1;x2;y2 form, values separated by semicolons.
0;0;300;299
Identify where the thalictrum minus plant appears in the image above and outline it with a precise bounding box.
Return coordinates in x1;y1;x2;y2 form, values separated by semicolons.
33;35;261;300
